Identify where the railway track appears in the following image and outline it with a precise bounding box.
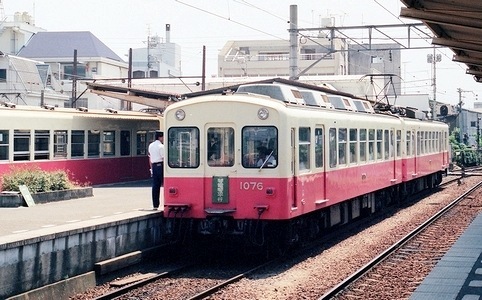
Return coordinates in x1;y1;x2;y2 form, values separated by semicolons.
318;178;482;299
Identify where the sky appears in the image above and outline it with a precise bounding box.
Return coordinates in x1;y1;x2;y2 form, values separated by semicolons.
4;0;482;109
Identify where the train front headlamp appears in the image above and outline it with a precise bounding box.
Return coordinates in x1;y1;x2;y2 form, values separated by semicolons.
257;108;269;120
175;109;186;121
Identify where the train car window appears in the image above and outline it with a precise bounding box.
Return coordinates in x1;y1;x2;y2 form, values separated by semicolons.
207;127;234;167
384;130;390;160
242;126;278;168
34;130;50;160
120;131;130;156
88;130;100;157
315;128;323;168
376;129;383;160
349;128;357;164
14;130;30;161
168;127;200;168
368;129;375;161
54;130;68;158
71;130;85;158
103;131;115;156
359;129;367;162
406;131;412;157
396;130;401;157
136;131;148;155
329;128;337;168
299;127;310;170
0;130;9;160
338;128;347;165
417;131;421;155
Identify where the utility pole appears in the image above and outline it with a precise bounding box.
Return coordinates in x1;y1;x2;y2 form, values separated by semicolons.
427;47;441;120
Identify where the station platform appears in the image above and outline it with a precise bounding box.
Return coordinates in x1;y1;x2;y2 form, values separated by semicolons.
0;180;160;244
410;213;482;299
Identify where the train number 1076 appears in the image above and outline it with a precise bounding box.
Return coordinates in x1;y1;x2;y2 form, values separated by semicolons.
240;181;263;190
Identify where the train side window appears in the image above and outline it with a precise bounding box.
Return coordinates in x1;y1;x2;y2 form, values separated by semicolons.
103;131;115;156
329;128;337;168
207;127;235;167
13;130;30;161
299;127;310;170
383;130;389;159
417;131;421;155
359;129;367;162
71;130;85;158
376;129;383;160
88;130;100;157
349;128;357;164
136;131;148;155
121;130;131;156
368;129;375;161
242;126;278;168
406;131;411;156
34;130;50;160
396;130;401;157
54;130;68;158
315;128;323;168
338;128;347;165
0;130;9;160
168;127;200;168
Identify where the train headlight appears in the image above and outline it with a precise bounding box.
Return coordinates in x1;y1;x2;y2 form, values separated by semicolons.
175;109;186;121
257;108;269;120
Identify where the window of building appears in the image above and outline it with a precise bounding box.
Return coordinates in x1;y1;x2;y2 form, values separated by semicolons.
0;69;6;82
168;127;200;168
34;130;49;160
207;127;235;167
103;131;115;156
14;130;30;161
0;130;8;160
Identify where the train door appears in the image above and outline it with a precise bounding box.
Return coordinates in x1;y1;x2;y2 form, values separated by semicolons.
204;125;235;208
291;128;296;208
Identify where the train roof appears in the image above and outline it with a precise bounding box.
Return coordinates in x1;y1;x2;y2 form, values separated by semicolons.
0;103;162;121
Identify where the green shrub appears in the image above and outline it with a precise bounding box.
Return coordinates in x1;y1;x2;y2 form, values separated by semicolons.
1;167;74;193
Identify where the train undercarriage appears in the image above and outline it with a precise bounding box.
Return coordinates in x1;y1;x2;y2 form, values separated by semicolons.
163;171;445;255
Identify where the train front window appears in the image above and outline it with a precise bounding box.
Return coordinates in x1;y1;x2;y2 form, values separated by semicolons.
168;127;200;168
242;126;278;168
207;127;234;167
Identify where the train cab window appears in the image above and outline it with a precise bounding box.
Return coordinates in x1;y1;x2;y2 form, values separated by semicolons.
349;128;357;164
359;129;367;162
329;128;337;168
0;130;8;160
88;130;100;157
368;129;375;161
207;127;234;167
54;130;68;158
14;130;30;161
103;131;115;156
376;129;383;160
242;126;277;168
168;127;200;168
71;130;85;158
299;127;310;170
315;128;323;168
396;130;401;157
338;128;347;165
34;130;50;160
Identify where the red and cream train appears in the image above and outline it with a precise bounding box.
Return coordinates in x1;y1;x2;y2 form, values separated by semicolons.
162;80;450;247
0;104;161;187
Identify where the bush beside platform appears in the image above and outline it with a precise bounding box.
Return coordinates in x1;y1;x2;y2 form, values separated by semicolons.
0;187;93;207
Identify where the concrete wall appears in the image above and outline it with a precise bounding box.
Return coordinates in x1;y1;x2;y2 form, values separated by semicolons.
0;214;162;299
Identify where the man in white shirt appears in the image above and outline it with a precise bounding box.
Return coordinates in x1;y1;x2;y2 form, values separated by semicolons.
148;131;164;210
